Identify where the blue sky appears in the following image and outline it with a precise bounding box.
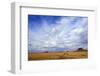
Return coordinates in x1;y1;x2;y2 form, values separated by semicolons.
28;15;88;52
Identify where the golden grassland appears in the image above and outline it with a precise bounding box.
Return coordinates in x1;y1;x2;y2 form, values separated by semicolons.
28;50;88;61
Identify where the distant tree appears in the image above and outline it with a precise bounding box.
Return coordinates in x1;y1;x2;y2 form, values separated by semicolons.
44;51;48;53
77;48;87;51
77;48;83;51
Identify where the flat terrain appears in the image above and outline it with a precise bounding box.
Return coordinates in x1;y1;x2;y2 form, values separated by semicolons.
28;50;88;61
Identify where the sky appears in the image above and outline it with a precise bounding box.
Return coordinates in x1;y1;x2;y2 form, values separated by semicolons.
28;15;88;53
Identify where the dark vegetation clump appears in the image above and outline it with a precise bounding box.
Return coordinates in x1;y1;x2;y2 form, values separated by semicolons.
77;48;87;52
44;51;49;53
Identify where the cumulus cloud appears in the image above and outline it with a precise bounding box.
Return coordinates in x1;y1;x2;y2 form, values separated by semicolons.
28;15;88;52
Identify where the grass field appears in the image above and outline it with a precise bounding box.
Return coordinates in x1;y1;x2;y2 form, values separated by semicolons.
28;50;88;61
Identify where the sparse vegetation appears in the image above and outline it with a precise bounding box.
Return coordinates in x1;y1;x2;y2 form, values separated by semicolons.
28;49;88;60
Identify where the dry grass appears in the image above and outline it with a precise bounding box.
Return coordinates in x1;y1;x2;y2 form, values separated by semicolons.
28;51;88;61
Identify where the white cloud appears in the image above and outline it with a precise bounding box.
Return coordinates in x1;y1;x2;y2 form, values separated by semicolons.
28;17;88;52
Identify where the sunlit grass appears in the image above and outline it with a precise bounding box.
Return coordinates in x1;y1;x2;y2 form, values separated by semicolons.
28;50;88;61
